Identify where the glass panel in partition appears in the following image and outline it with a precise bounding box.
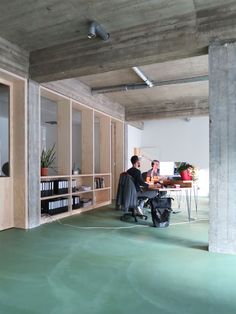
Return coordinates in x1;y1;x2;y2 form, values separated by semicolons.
72;109;82;174
0;83;10;177
40;97;58;175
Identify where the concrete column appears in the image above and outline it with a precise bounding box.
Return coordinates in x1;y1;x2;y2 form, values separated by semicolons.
27;80;40;228
209;42;236;254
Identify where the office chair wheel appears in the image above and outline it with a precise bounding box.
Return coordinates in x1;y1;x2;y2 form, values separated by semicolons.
120;212;138;223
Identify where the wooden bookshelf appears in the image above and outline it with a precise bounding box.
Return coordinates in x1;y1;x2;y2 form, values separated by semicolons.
39;87;121;224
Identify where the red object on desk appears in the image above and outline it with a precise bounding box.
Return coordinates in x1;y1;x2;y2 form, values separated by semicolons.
180;170;192;180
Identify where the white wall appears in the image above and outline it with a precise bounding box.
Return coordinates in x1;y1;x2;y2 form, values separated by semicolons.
127;124;142;169
127;116;209;196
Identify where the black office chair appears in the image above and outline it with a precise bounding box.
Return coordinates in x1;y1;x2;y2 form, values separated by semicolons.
116;172;152;222
2;162;9;176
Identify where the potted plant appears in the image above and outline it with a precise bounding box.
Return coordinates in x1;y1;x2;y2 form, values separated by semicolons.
41;144;56;176
177;162;198;181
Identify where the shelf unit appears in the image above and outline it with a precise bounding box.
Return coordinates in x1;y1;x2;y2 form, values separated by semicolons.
39;87;123;224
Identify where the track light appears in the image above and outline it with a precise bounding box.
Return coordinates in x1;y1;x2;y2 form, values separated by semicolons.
88;21;110;41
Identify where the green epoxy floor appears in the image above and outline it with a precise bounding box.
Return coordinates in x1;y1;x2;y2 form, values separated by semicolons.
0;200;236;314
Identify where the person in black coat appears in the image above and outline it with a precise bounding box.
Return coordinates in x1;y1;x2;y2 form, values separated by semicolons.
127;155;157;199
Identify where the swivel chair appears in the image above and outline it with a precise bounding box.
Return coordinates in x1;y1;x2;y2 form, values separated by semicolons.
116;172;153;222
1;162;9;176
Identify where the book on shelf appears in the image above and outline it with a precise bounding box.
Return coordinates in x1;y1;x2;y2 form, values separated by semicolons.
94;177;105;189
72;196;82;210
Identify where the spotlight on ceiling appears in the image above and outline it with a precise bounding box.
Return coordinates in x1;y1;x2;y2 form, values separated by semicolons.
88;21;110;41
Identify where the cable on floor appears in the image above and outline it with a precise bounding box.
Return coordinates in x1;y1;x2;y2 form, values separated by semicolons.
44;214;208;230
46;214;150;230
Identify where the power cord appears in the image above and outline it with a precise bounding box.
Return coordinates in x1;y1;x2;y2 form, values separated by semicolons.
44;214;150;230
43;213;208;230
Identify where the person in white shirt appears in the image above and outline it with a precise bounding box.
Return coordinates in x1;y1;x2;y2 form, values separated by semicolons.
146;160;160;179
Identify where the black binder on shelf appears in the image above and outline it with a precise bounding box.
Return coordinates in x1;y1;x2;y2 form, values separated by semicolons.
40;181;54;197
94;177;105;189
54;180;69;194
72;196;82;210
41;197;69;215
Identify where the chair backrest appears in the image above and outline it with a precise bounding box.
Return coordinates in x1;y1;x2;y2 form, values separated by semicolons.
116;172;137;210
2;162;9;176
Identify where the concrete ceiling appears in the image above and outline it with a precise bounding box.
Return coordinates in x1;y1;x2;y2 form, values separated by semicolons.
78;55;209;120
0;0;232;82
0;1;235;79
79;55;208;87
0;0;197;51
0;0;234;121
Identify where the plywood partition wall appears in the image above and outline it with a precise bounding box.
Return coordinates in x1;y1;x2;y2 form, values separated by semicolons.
111;119;124;199
97;113;111;174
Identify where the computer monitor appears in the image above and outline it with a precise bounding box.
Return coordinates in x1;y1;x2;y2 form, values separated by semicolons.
159;161;175;176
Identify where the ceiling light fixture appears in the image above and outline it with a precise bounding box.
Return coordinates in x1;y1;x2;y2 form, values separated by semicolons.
88;21;110;41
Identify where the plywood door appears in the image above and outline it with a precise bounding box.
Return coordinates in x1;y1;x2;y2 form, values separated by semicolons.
0;178;13;230
0;79;13;230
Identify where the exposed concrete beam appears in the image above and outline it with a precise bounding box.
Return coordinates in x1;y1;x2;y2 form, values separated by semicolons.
43;78;125;120
125;98;209;120
29;0;236;83
0;36;29;77
126;108;209;120
126;121;144;130
30;15;208;82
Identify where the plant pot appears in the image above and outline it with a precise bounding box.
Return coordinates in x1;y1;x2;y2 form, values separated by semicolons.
180;170;192;181
41;167;48;176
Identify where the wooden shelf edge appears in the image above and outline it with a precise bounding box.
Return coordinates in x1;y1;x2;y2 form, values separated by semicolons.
93;201;111;209
40;200;111;225
41;211;71;224
71;190;93;195
71;206;93;215
41;193;70;200
41;175;70;180
94;173;111;176
94;187;111;192
72;174;94;178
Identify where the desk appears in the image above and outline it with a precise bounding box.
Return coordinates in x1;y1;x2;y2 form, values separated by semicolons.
148;180;198;221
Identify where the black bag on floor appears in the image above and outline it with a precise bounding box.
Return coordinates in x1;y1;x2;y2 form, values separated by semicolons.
150;196;173;228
